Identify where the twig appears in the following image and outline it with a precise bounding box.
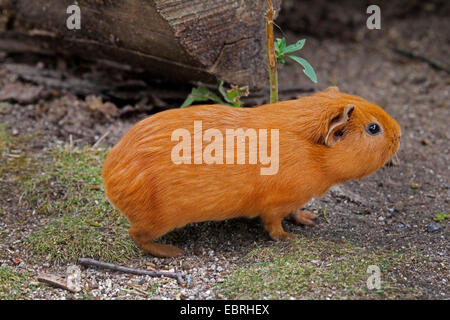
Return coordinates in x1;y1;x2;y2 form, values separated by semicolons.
393;48;450;74
92;129;111;148
78;258;186;286
37;273;81;293
69;134;73;152
266;0;278;103
119;286;148;297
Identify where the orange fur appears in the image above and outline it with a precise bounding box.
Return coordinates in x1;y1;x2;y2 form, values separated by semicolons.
102;87;401;257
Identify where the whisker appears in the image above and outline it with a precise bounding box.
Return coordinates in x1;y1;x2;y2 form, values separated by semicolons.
394;153;400;165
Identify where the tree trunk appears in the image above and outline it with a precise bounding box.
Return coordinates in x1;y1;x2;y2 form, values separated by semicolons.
0;0;280;89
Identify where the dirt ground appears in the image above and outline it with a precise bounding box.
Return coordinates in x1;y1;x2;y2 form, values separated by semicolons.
0;3;448;299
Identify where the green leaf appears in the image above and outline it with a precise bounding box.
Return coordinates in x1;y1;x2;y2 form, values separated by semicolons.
434;213;449;222
180;96;194;108
226;85;249;107
284;39;306;54
180;86;228;108
274;38;287;64
218;81;233;104
286;54;318;83
376;289;386;296
218;81;249;107
275;38;286;52
181;82;249;108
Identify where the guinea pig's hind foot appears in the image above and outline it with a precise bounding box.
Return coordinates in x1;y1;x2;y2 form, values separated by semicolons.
129;227;185;257
140;242;185;258
286;210;317;226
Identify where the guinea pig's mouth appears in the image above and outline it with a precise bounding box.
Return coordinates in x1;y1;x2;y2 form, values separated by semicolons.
385;139;401;165
390;153;401;166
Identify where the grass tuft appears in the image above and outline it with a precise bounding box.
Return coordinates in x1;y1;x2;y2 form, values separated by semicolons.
0;124;37;188
0;125;141;265
0;266;33;299
217;238;424;299
23;145;142;264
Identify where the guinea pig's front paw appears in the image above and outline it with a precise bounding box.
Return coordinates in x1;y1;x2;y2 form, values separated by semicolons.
270;230;296;241
262;215;297;241
286;210;318;226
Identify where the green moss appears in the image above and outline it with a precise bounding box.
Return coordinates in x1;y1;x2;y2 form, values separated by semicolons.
217;238;424;299
0;102;11;114
20;146;107;214
0;125;141;264
0;267;33;300
0;124;36;184
28;214;140;264
433;213;449;222
24;146;142;264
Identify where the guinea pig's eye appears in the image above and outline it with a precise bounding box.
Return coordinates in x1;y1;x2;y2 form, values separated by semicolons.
334;129;344;138
366;123;381;135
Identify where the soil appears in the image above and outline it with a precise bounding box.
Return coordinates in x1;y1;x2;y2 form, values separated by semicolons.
0;2;448;299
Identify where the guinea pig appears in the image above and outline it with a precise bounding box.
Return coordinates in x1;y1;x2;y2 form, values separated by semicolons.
102;86;401;257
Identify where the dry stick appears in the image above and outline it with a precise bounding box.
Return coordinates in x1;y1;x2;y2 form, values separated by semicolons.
92;129;111;148
38;273;81;293
78;258;185;286
393;48;450;74
266;0;278;103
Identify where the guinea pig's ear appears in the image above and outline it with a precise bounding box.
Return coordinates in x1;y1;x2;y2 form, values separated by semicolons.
325;104;354;147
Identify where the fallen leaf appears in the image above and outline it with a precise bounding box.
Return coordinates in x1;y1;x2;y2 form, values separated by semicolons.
0;83;46;104
85;95;119;121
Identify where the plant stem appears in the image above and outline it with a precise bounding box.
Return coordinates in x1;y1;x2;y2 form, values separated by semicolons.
266;0;278;103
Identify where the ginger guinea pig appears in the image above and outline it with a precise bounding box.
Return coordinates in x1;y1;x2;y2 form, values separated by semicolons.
102;86;401;257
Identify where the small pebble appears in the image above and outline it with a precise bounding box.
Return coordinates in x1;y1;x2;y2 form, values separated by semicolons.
426;224;441;233
411;183;420;190
182;262;192;270
185;275;193;287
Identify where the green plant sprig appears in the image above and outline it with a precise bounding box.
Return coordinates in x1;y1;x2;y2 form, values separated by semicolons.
274;38;317;84
181;81;249;108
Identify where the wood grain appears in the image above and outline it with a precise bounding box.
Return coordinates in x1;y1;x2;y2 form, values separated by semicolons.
0;0;280;88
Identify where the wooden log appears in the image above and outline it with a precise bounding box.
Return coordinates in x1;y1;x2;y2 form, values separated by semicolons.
0;0;280;89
